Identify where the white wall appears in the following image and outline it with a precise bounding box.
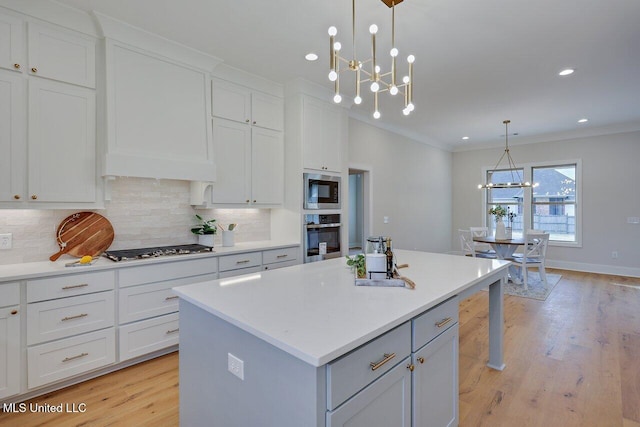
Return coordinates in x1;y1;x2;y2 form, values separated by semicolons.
349;119;452;253
0;177;270;265
453;130;640;277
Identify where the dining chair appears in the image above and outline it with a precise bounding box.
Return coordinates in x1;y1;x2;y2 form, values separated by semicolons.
459;229;495;258
509;231;549;290
469;226;496;258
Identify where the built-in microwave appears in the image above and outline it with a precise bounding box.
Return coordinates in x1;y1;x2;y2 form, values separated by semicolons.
303;173;341;210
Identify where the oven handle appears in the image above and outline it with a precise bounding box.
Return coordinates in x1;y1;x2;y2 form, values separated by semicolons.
305;223;341;229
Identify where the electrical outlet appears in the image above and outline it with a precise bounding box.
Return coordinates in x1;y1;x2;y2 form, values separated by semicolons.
228;353;244;380
0;233;12;250
383;216;390;224
611;251;618;259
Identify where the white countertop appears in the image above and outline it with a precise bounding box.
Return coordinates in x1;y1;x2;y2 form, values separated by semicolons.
0;240;299;282
173;250;510;367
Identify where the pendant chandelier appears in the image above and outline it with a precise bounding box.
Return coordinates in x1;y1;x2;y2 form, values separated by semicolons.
327;0;415;119
478;120;538;189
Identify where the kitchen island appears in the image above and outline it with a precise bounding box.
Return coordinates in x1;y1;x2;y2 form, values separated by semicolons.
174;250;510;426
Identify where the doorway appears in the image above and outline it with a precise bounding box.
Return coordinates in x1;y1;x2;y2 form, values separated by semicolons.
348;167;371;255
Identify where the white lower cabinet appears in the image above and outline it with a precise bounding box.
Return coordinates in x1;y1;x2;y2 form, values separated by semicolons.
218;251;262;278
27;328;115;389
119;312;179;361
0;282;20;399
327;357;412;427
262;246;298;271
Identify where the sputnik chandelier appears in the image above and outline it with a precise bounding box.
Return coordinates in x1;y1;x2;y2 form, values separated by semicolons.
327;0;415;119
478;120;538;189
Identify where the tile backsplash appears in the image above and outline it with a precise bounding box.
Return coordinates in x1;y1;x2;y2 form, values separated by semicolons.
0;177;270;265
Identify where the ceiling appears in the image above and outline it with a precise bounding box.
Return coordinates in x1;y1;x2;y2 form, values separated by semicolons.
56;0;640;151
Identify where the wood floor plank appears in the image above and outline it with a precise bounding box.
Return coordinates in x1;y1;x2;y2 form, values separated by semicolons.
1;269;638;427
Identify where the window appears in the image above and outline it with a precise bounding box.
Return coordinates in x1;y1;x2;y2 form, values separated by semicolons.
532;164;577;242
485;162;580;245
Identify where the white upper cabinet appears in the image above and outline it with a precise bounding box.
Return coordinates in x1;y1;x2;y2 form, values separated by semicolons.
0;11;24;72
212;78;284;131
211;78;284;207
0;70;25;202
96;12;221;182
27;22;95;88
302;95;344;173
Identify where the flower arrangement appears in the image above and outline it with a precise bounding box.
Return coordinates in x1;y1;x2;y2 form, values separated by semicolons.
506;207;517;227
488;205;507;221
190;214;217;235
346;254;366;279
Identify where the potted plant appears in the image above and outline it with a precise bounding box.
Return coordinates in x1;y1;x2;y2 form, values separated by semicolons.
346;254;366;279
191;214;217;247
488;205;508;239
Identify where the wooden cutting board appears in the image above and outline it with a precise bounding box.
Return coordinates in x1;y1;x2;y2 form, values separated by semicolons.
50;212;115;261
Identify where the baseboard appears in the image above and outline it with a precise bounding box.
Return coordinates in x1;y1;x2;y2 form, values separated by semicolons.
546;259;640;278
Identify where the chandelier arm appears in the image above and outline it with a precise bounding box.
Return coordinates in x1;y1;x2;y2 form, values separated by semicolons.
352;0;356;61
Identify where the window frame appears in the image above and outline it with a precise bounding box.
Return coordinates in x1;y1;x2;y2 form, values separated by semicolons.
482;159;582;248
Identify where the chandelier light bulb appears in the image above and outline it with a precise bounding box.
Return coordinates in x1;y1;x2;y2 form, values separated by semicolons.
328;26;337;36
374;65;381;73
390;48;398;57
333;94;342;103
354;95;362;105
328;70;338;81
407;55;415;64
333;42;342;51
369;24;378;34
407;102;415;112
373;110;381;119
403;107;410;116
402;76;410;84
525;181;531;186
370;82;380;92
390;85;398;95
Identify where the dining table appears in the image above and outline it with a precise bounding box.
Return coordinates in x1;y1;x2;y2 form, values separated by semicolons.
473;236;526;283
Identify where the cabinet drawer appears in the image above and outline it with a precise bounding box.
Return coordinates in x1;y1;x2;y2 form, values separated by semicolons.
263;259;298;271
27;271;115;302
27;328;115;389
119;282;181;324
0;282;20;307
119;258;217;288
412;296;458;351
218;252;261;272
27;291;115;345
262;246;298;265
327;322;411;410
119;313;179;361
218;265;262;279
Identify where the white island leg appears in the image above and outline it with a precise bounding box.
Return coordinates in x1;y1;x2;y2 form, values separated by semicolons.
486;276;506;370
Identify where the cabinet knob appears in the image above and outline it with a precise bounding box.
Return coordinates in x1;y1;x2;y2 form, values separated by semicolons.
31;67;37;73
407;363;415;372
246;119;250;123
14;63;20;69
417;357;425;364
252;121;256;125
13;194;20;200
31;194;38;200
10;310;18;315
246;199;250;203
253;200;256;203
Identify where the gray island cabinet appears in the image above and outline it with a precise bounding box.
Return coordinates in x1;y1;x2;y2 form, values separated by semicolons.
175;250;509;427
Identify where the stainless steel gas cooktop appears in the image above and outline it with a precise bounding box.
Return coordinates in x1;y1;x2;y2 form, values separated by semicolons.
103;244;214;262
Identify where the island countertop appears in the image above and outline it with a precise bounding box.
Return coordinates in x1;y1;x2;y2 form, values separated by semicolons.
173;249;510;366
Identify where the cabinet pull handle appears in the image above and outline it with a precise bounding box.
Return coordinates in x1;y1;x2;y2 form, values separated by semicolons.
165;295;179;301
407;363;415;372
370;352;395;371
11;310;18;315
417;357;425;364
31;67;37;73
14;63;20;69
31;194;38;200
435;317;453;328
62;283;89;290
13;194;20;200
276;254;288;259
166;328;179;334
62;352;88;363
236;259;250;264
62;313;88;322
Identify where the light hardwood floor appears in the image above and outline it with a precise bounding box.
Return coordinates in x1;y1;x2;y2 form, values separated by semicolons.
1;269;638;427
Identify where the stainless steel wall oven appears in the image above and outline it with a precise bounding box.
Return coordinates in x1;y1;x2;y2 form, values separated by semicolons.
304;214;341;263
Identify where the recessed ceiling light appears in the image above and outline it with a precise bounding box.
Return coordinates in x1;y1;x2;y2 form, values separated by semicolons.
461;136;469;140
578;118;588;123
559;68;575;76
305;53;318;61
